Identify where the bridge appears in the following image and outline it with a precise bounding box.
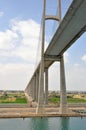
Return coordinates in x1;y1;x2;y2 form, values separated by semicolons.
25;0;86;114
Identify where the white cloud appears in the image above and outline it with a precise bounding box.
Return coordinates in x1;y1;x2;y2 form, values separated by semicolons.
82;54;86;62
48;63;86;91
11;19;40;45
74;63;80;67
0;19;41;63
49;62;60;90
0;19;42;90
12;45;37;63
0;30;18;49
65;64;86;91
0;11;4;17
0;63;34;90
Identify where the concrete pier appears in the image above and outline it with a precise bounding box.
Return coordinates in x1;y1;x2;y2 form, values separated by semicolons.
36;71;39;102
33;75;36;101
45;68;48;104
36;64;45;114
60;55;67;114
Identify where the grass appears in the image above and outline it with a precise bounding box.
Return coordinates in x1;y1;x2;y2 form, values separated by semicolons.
67;97;86;103
48;97;60;103
15;98;27;103
0;94;27;104
48;96;86;104
0;97;27;103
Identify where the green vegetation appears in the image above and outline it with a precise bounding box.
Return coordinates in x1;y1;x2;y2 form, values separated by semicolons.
48;96;86;104
0;91;27;103
48;96;60;104
67;97;86;103
0;97;27;103
15;98;27;103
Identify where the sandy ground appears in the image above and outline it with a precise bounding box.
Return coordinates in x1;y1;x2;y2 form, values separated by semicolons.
0;106;86;118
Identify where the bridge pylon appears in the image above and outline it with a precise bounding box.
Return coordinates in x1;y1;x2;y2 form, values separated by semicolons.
36;0;66;114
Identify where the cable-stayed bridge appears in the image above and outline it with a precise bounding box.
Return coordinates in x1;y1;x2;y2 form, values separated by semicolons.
25;0;86;114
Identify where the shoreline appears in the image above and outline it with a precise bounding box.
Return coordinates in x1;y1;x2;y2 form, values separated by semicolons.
0;107;86;118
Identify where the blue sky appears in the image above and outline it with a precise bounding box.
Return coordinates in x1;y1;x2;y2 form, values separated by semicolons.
0;0;43;30
0;0;86;91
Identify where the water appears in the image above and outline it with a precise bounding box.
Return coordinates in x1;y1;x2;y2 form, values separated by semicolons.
0;117;86;130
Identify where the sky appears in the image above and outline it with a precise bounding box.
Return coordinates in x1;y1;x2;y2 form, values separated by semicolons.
0;0;86;91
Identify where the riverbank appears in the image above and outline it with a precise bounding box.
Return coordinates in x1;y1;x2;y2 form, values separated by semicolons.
0;107;86;118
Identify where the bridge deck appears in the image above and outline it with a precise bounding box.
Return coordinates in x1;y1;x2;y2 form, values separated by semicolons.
45;0;86;68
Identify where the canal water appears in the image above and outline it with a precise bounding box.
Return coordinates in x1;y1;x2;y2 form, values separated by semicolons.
0;117;86;130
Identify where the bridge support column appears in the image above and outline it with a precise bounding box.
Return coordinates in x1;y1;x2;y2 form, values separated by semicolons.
30;80;33;99
29;83;33;98
60;55;67;114
33;75;36;101
27;79;34;101
24;82;33;102
36;0;46;114
45;68;48;104
36;63;45;114
31;78;34;100
36;71;39;102
31;76;36;101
